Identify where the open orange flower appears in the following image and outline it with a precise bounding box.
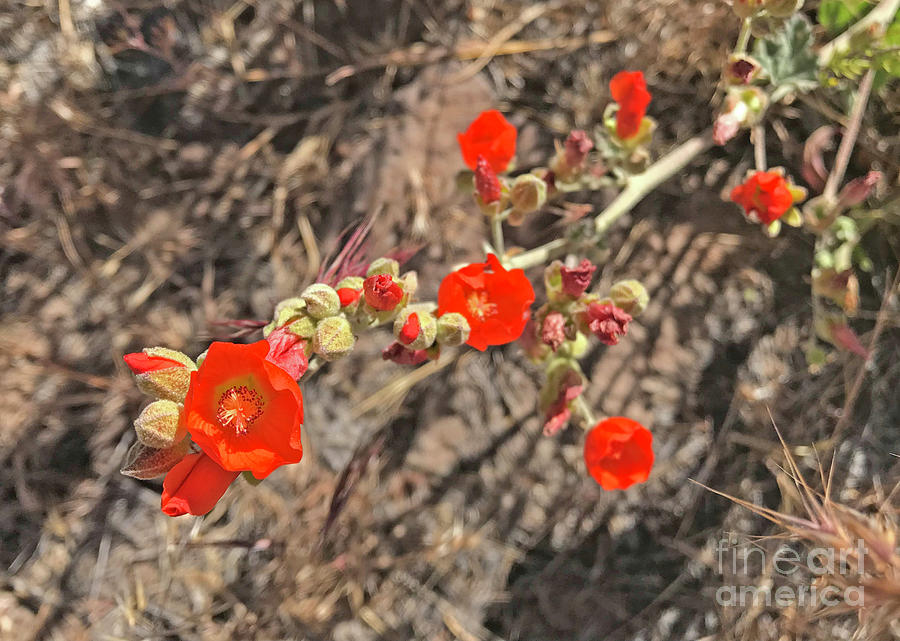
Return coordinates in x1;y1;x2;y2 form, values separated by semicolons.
730;170;794;224
610;71;651;140
161;452;240;516
584;417;654;490
437;254;535;351
184;340;303;479
457;110;517;173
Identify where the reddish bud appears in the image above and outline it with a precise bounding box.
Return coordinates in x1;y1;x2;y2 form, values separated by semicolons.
610;71;651;140
585;303;631;346
337;287;361;307
124;352;184;374
837;171;881;210
564;130;594;169
474;155;502;204
542;368;584;436
398;312;421;345
364;274;404;311
541;311;567;352
382;341;429;365
265;325;309;379
560;259;596;298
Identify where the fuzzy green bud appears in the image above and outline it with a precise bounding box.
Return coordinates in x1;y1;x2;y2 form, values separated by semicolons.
435;312;471;347
313;316;355;361
301;283;341;319
134;399;186;449
394;307;437;350
366;257;400;278
126;347;196;403
287;314;316;339
336;276;365;290
400;271;418;301
272;297;307;327
509;174;547;215
120;437;191;480
608;280;649;316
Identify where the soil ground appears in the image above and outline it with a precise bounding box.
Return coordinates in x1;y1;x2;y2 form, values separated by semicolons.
1;1;898;640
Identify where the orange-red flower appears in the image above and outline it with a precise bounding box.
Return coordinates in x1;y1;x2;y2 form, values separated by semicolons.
730;171;794;224
437;254;535;351
161;452;240;516
584;417;654;490
610;71;651;140
184;340;303;479
457;110;517;173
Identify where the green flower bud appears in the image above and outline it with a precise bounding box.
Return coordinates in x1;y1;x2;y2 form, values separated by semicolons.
273;297;306;327
509;174;547;215
313;316;355;361
301;283;341;319
764;0;803;18
120;437;191;480
436;312;471;347
399;271;418;301
134;399;186;449
394;308;437;350
287;314;316;339
608;280;649;316
336;276;365;290
127;347;196;403
366;257;400;278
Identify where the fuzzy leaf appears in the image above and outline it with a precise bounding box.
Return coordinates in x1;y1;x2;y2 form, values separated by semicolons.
753;14;819;93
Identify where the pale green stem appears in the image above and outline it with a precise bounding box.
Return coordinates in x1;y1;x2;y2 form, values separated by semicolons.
508;130;714;270
573;395;597;430
823;69;875;201
753;123;767;171
735;18;752;55
491;212;505;259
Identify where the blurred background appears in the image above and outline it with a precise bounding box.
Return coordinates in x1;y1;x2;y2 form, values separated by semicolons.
1;1;898;639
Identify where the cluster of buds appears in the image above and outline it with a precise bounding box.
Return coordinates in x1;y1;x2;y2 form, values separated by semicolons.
120;348;196;479
522;258;649;435
264;256;473;370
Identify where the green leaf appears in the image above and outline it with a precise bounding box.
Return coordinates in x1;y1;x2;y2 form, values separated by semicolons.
753;14;819;93
818;0;872;35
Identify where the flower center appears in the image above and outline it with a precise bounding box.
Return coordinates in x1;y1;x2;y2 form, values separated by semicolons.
216;385;264;435
467;290;496;321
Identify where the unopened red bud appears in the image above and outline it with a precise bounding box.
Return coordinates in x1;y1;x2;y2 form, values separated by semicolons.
837;171;880;210
337;287;361;307
398;312;420;344
134;399;186;449
123;347;196;402
394;308;437;350
564;130;594;169
474;155;502;204
541;311;567;352
364;274;404;311
560;259;596;298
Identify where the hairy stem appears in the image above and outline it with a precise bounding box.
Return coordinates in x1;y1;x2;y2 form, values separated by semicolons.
509;130;713;270
735;18;752;54
823;69;874;200
491;211;506;259
753;123;767;171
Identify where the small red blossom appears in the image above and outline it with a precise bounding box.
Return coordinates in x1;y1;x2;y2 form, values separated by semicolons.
437;254;535;351
730;171;794;224
610;71;651;140
541;311;567;352
584;417;654;490
564;130;594;169
161;452;240;516
364;274;403;311
457;110;517;173
337;287;361;307
382;341;429;365
124;352;184;374
265;326;309;380
560;259;596;298
585;302;632;346
398;312;421;345
184;340;303;480
474;155;502;204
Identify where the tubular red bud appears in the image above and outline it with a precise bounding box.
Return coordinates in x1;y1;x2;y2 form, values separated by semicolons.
560;259;596;298
398;312;421;345
474;155;502;204
564;130;594;169
541;311;567;352
363;274;404;311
